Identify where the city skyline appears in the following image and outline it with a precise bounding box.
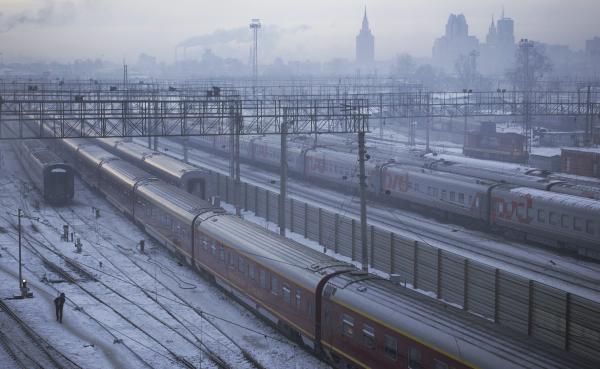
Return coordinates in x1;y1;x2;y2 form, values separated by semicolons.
0;0;599;63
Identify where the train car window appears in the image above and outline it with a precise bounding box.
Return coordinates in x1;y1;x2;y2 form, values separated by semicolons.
219;248;226;262
271;276;279;295
458;193;464;204
259;269;267;289
414;183;420;192
211;243;217;256
561;214;569;229
433;359;449;369
549;212;559;226
441;190;447;200
408;347;422;369
450;192;456;201
341;314;354;337
249;263;256;280
573;217;584;232
295;290;301;310
384;335;397;360
538;209;546;223
433;188;439;198
468;195;473;206
362;324;375;348
238;257;246;274
282;285;291;304
586;220;595;235
307;301;313;316
229;253;237;269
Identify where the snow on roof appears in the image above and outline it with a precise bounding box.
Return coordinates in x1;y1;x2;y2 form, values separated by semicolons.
561;146;600;155
509;186;600;211
530;147;562;157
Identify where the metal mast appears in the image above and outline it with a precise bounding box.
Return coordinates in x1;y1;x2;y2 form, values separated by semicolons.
250;19;261;84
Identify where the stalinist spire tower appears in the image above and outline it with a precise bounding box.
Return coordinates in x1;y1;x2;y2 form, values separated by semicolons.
356;7;375;65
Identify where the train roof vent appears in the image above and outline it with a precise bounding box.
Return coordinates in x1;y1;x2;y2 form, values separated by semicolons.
323;285;337;297
356;285;367;293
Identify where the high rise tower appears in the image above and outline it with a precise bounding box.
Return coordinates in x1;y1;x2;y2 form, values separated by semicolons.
356;7;374;65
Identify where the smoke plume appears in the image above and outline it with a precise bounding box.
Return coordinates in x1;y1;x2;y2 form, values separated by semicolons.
0;1;79;33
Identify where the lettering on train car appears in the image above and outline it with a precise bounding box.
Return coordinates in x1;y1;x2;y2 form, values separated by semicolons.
492;195;533;224
383;171;409;193
307;156;326;173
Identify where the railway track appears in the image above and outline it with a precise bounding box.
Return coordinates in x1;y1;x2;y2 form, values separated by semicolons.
1;131;317;369
0;215;208;369
48;201;267;369
0;158;267;369
0;295;83;369
158;139;600;299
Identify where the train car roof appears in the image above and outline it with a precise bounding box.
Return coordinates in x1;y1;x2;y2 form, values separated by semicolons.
99;158;155;187
136;181;217;221
98;139;207;181
19;140;66;166
198;214;353;290
500;186;600;212
143;154;206;181
32;150;66;167
384;163;496;189
329;273;597;369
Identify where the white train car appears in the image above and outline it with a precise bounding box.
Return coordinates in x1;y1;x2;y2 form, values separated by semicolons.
490;186;600;258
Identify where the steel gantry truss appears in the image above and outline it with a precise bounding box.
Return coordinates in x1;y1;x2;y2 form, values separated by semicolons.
0;96;369;139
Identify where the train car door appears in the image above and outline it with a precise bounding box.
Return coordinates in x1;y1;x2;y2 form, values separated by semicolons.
187;179;206;200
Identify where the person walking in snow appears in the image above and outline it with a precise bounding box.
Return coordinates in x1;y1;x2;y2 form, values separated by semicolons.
54;292;65;323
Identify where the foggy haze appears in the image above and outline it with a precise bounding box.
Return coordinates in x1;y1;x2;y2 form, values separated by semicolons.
0;0;599;63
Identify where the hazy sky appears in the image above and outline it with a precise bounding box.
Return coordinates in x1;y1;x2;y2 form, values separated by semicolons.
1;0;599;63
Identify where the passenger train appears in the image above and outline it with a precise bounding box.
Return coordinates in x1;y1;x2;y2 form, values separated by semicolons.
188;135;600;260
13;139;75;205
48;137;595;369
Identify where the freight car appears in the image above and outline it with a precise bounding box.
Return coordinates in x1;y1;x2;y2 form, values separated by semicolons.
561;148;600;179
13;139;74;205
55;138;595;369
463;122;529;163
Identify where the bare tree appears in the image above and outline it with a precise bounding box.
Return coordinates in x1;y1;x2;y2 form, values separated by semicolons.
454;50;480;88
393;53;415;79
506;40;552;90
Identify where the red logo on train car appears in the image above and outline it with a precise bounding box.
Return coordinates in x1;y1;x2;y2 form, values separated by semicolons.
492;194;533;224
306;156;326;173
383;171;409;192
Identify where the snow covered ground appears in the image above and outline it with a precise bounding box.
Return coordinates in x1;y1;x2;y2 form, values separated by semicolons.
0;141;329;369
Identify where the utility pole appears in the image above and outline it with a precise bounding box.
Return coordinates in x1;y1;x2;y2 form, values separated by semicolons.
358;131;369;272
379;93;384;138
463;89;472;147
11;208;37;298
229;101;242;216
520;39;534;153
585;86;592;147
426;92;431;153
18;208;22;289
279;108;288;237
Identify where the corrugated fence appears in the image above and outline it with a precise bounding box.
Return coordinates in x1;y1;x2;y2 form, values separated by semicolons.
213;172;600;363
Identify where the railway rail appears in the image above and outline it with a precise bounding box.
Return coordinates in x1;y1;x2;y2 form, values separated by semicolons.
0;288;83;369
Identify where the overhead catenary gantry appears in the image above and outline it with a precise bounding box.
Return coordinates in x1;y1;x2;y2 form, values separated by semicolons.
0;96;369;139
